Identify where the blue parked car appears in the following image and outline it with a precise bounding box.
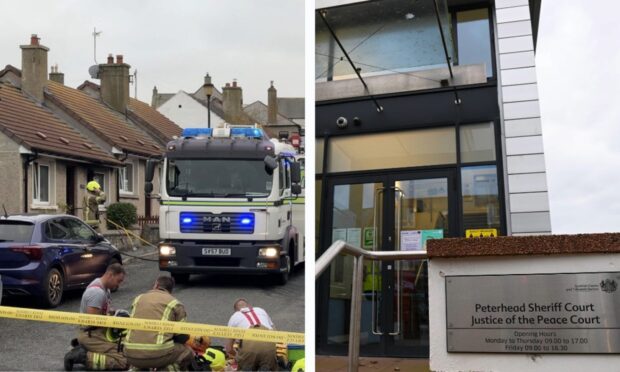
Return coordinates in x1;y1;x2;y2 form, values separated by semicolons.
0;214;122;307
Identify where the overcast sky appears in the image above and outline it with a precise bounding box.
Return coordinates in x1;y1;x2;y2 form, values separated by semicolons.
536;0;620;233
0;0;304;104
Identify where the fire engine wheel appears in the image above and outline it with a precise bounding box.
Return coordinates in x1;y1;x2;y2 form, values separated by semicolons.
276;255;291;285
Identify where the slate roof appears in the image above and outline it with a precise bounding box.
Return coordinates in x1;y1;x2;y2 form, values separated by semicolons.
276;97;305;119
0;81;120;165
243;100;300;127
46;81;163;157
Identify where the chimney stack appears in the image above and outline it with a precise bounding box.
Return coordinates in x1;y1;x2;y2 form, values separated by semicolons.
268;81;278;124
49;64;64;85
222;79;244;124
99;53;130;112
20;34;49;102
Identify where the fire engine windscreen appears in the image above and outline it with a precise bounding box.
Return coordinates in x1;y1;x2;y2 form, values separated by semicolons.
166;159;273;198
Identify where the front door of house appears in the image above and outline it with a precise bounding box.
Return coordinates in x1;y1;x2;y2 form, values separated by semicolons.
320;169;457;357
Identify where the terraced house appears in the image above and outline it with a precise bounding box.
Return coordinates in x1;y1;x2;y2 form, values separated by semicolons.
0;35;182;220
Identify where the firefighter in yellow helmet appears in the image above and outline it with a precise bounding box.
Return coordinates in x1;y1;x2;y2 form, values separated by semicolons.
86;180;106;221
123;276;194;370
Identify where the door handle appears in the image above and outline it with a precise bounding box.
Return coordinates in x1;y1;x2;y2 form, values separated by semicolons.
389;187;405;336
371;187;385;336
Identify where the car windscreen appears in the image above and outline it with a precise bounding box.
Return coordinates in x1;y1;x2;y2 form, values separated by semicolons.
0;221;35;243
166;159;273;198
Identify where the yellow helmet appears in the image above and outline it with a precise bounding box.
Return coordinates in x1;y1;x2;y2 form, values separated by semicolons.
86;181;101;192
291;358;305;372
202;348;226;371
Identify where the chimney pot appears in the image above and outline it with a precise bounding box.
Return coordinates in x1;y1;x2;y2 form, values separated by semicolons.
232;80;237;88
30;34;39;46
225;82;231;87
116;55;123;64
107;54;114;64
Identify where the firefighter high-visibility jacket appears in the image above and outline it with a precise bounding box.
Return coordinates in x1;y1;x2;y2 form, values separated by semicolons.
123;288;187;358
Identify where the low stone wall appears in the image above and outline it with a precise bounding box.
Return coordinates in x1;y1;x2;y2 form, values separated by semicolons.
102;229;143;251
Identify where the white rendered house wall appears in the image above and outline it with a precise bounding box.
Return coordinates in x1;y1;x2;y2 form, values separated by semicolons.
157;91;225;129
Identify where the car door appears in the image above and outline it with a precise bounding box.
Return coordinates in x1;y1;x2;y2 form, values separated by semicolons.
61;218;111;281
44;218;88;287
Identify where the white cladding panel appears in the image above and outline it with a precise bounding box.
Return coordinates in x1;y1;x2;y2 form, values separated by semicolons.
506;154;547;174
497;20;532;38
508;173;548;193
499;51;535;69
503;100;541;119
509;192;550;212
511;212;552;232
505;118;542;137
501;67;537;85
506;136;544;155
498;35;534;54
495;0;529;8
496;6;531;23
502;84;539;102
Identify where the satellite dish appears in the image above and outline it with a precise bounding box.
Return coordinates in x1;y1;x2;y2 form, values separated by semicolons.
88;65;100;79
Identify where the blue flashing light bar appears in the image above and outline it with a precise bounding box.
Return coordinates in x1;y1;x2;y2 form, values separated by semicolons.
230;128;263;139
182;128;213;137
181;127;263;139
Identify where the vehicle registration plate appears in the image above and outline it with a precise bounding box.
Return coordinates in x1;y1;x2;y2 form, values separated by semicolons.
202;248;231;256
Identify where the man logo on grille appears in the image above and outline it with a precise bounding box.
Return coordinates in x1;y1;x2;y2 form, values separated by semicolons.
203;216;231;232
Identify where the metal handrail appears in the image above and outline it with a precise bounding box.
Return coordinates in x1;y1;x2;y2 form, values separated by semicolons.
315;240;428;372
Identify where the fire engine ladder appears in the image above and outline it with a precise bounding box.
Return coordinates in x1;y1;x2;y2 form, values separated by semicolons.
315;240;428;372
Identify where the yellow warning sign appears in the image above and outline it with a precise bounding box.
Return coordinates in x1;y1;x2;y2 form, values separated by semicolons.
465;228;498;238
0;306;304;345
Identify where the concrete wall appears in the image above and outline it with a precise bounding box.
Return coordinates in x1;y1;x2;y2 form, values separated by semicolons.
429;254;620;371
0;132;23;213
157;91;225;129
494;0;552;235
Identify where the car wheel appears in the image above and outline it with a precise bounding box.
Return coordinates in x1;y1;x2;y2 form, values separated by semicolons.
276;254;291;285
172;273;190;285
39;268;64;308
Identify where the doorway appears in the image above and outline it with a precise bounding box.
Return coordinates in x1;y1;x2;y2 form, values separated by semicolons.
319;169;457;357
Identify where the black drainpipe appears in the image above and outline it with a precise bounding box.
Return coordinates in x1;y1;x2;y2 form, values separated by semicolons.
23;153;38;213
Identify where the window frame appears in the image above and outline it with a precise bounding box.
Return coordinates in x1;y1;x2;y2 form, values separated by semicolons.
32;160;54;206
119;160;135;195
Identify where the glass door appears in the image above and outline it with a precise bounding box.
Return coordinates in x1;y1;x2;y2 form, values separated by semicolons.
320;170;456;357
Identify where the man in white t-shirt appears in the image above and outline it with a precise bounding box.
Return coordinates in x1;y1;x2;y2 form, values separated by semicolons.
226;298;277;371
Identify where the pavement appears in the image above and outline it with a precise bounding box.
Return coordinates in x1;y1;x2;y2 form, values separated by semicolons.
316;355;430;372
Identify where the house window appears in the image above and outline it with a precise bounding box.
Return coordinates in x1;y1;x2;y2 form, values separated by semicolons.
33;162;52;204
120;162;134;193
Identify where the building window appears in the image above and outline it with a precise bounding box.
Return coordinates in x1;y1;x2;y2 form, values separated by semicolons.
461;165;500;232
460;122;496;163
120;162;134;194
455;8;493;77
33;161;52;204
327;127;456;173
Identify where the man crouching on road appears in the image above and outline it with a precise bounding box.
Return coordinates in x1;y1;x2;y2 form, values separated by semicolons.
64;263;127;371
226;298;278;371
123;275;194;370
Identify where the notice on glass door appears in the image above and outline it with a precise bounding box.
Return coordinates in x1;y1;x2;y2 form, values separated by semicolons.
401;230;422;251
346;228;362;248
